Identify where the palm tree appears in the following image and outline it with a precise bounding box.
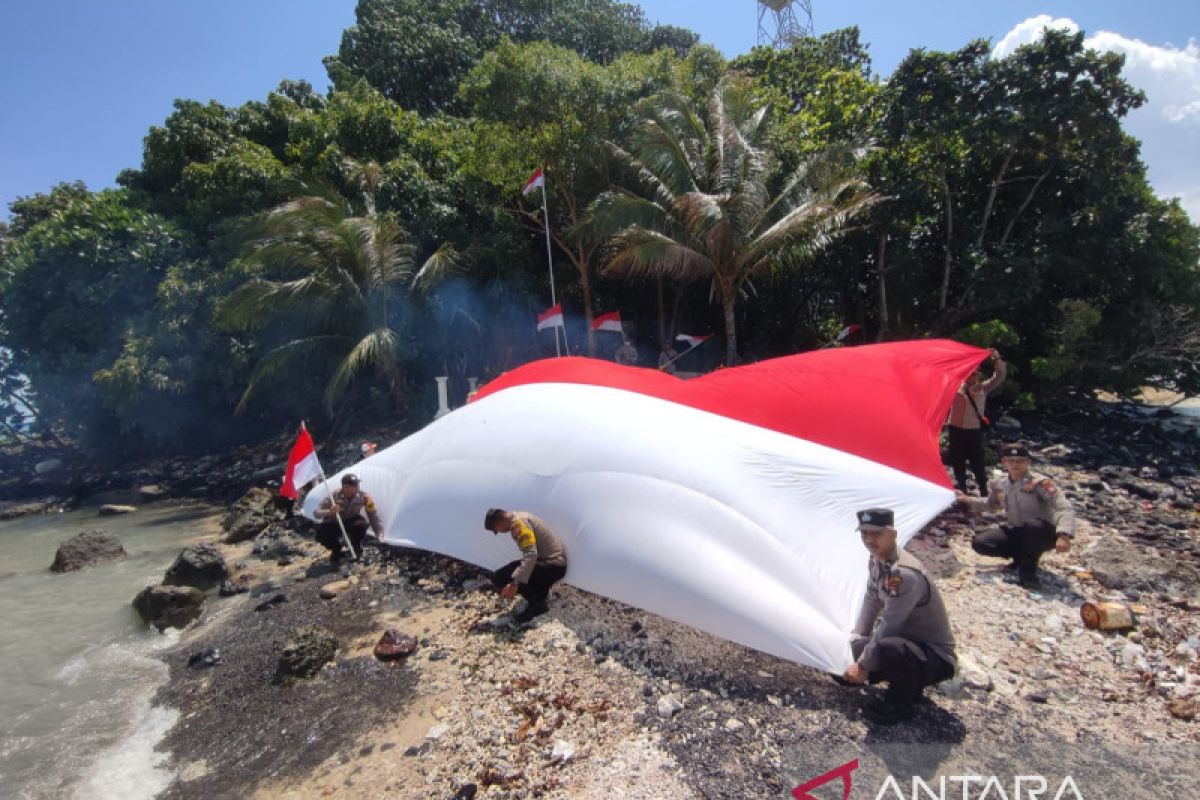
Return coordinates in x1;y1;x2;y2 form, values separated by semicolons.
588;76;880;365
217;178;455;414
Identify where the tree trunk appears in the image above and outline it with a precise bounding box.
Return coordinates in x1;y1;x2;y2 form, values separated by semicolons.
876;232;889;342
656;276;666;348
578;261;594;357
976;152;1012;250
998;163;1053;249
720;280;738;366
939;174;954;311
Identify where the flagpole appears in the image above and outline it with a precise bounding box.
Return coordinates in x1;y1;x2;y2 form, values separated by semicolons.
539;178;567;356
303;422;357;560
660;338;710;371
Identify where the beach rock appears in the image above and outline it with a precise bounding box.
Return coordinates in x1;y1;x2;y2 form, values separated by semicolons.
320;579;353;599
136;484;168;502
98;504;137;516
657;695;684;718
1167;698;1197;721
187;648;222;669
374;629;418;661
222;486;276;544
273;627;339;685
218;578;250;597
50;530;126;572
163;543;228;590
132;584;205;630
34;458;62;474
0;500;57;520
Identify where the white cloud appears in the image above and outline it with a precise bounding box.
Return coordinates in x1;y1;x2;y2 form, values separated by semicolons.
994;15;1200;222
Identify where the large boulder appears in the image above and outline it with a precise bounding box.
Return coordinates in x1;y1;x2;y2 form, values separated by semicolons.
163;543;229;590
50;530;127;573
222;487;277;544
273;627;339;685
132;585;205;630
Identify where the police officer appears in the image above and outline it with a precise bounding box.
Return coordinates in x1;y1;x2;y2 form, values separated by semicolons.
843;507;957;725
314;474;383;562
484;508;568;623
957;442;1075;587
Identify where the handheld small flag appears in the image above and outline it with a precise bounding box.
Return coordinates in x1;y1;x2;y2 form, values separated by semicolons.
281;425;323;499
675;333;713;349
592;311;623;333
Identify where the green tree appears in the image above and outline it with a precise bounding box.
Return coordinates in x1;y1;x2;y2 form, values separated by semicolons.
0;186;189;440
589;76;879;365
216;178;457;413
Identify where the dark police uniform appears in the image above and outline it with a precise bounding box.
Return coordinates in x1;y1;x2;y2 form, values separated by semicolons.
851;508;956;717
963;443;1075;582
315;479;382;559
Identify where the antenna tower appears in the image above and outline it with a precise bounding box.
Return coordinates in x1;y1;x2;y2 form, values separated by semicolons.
756;0;813;48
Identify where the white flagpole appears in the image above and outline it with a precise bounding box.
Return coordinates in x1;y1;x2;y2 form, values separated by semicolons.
539;178;567;356
660;338;710;371
317;473;358;560
302;422;357;560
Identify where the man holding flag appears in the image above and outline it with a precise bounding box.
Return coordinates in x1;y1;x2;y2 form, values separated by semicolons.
314;474;383;563
281;424;381;563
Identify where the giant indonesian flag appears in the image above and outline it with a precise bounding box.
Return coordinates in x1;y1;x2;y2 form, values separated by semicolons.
301;340;988;672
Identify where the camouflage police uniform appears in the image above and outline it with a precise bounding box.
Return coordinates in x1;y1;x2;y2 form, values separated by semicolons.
850;508;957;716
315;480;382;559
962;444;1075;582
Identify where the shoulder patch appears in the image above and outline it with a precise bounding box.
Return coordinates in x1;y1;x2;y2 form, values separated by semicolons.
363;494;376;511
883;573;903;597
512;520;536;551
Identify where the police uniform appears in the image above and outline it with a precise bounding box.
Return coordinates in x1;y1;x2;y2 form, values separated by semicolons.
487;510;568;620
964;443;1075;582
315;478;382;559
850;508;956;719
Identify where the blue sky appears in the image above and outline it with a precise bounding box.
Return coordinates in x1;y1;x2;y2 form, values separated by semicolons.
2;1;1198;220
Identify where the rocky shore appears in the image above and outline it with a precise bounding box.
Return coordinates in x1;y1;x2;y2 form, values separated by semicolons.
131;401;1200;799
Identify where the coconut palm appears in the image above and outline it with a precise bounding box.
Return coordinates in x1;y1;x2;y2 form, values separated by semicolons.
218;184;455;413
588;75;880;365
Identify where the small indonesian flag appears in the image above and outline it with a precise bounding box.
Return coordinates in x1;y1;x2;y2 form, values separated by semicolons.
281;425;323;499
592;311;623;333
523;167;545;195
536;303;564;331
675;333;712;349
835;324;861;342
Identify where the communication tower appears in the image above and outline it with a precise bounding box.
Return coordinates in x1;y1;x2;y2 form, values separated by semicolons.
756;0;813;48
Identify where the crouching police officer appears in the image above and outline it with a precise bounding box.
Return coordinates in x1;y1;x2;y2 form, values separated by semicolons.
957;442;1075;587
314;474;383;562
843;507;957;725
484;508;568;623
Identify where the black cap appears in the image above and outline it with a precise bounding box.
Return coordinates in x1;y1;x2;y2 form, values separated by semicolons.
1000;443;1031;459
484;508;506;531
856;507;894;530
341;473;360;486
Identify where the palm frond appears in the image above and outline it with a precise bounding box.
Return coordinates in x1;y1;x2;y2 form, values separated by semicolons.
324;327;399;406
235;334;353;415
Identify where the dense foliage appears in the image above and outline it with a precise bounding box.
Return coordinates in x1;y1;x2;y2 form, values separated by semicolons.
2;1;1196;454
